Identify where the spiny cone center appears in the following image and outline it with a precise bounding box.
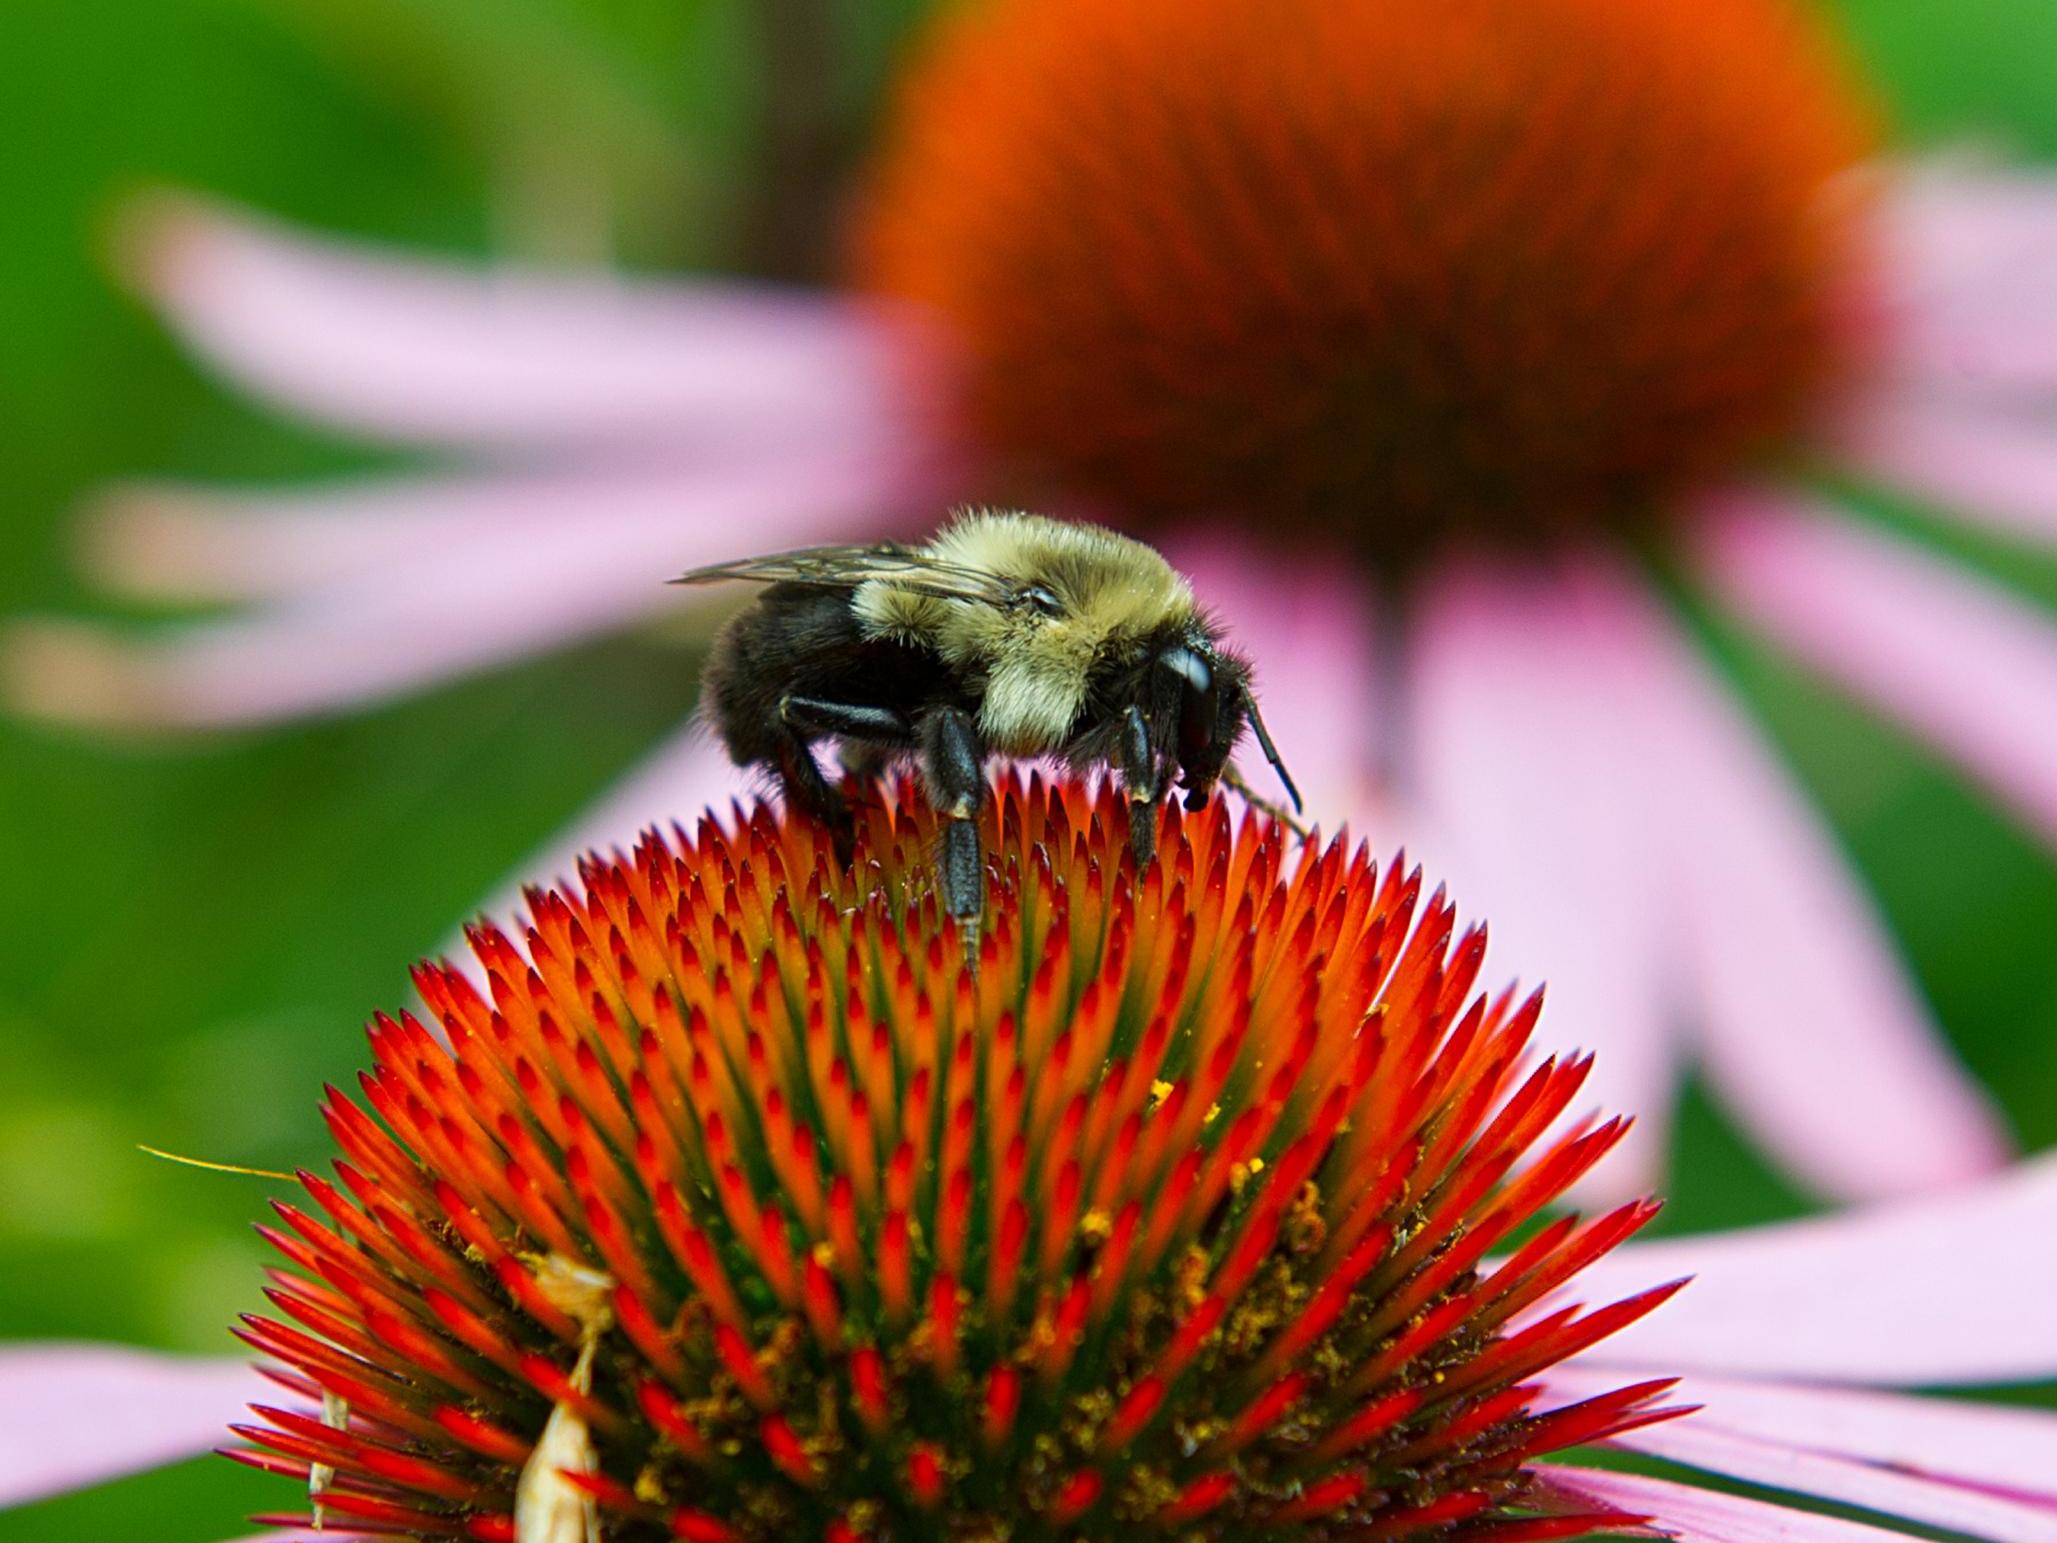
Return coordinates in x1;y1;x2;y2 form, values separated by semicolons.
860;0;1876;562
234;776;1679;1541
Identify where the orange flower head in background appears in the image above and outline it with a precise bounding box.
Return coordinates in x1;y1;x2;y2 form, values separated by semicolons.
229;776;1680;1540
861;0;1876;561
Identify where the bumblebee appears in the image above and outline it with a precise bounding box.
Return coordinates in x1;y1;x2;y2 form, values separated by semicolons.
676;510;1299;936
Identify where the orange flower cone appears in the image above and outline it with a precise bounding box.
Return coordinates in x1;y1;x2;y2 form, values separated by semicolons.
227;777;1681;1540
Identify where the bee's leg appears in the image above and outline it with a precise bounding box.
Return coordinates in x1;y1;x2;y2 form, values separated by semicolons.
780;696;914;746
837;741;894;783
1221;763;1313;841
785;698;911;777
919;706;986;960
770;730;855;865
1119;704;1161;872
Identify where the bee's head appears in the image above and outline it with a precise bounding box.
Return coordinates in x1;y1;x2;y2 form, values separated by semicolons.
1157;635;1301;816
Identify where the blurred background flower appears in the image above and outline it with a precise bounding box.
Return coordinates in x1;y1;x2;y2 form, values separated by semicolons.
11;0;2057;1207
1;1;2055;1539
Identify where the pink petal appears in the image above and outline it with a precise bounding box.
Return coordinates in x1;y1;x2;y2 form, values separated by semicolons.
1829;393;2057;547
80;434;892;604
1564;1150;2057;1384
1880;163;2057;291
1543;1369;2057;1538
6;448;932;726
1611;1425;2057;1539
128;193;918;451
1605;559;2010;1201
1554;1366;2057;1504
78;481;471;604
479;717;751;930
1402;553;1676;1197
1160;528;1384;822
1531;1465;1931;1542
1874;163;2057;396
1697;491;2057;845
0;1344;260;1508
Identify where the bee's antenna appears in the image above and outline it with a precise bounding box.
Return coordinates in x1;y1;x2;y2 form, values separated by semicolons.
1244;695;1303;813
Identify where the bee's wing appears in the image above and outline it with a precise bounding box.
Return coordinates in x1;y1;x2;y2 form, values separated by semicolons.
672;543;1017;607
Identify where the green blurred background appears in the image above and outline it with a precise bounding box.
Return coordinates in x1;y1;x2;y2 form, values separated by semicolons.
1;1;2055;1538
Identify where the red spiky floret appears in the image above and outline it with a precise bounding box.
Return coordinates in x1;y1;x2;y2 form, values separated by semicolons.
230;773;1682;1540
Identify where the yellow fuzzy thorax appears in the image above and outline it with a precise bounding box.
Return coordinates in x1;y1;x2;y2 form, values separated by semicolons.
853;511;1198;753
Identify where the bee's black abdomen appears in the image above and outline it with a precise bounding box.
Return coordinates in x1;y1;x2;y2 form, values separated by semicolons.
701;584;957;768
703;585;850;765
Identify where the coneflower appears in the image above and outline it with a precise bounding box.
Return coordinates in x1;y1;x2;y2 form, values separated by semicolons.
9;775;2056;1540
860;0;1872;560
227;775;1680;1541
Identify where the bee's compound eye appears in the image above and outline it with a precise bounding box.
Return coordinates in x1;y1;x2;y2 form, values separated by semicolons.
1158;646;1211;695
1018;584;1064;617
1163;646;1219;764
